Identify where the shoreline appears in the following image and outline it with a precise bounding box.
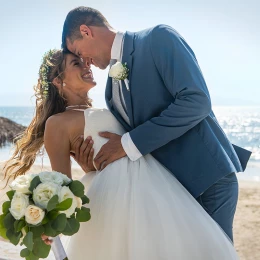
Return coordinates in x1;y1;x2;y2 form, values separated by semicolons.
0;117;25;147
0;164;259;260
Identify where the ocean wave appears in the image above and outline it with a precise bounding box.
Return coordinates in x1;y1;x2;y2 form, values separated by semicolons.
214;106;260;161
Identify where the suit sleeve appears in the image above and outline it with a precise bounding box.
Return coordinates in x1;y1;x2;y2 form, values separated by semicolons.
129;25;212;156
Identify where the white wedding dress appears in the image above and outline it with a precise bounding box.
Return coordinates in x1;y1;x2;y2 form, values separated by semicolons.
64;108;239;260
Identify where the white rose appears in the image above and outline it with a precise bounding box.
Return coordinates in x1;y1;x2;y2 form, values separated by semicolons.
9;192;29;220
75;197;82;209
39;171;64;186
53;171;71;185
25;205;45;225
10;175;32;194
109;62;125;79
62;174;72;185
58;187;77;218
33;182;60;209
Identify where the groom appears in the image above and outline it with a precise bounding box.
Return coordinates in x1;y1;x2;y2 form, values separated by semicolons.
62;7;251;241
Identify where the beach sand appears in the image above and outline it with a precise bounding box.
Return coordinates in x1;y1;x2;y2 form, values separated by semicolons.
0;163;259;260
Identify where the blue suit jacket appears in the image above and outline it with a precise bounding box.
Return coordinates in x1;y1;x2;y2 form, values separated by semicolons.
105;25;251;198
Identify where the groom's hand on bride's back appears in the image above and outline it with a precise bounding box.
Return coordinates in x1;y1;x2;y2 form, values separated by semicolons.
94;132;126;171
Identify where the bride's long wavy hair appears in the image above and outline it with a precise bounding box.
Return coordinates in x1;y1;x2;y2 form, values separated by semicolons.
3;49;91;184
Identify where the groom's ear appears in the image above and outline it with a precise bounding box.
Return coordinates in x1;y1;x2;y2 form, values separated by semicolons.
79;25;93;38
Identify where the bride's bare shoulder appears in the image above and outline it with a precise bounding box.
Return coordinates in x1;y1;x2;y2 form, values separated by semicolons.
45;112;68;131
45;110;84;143
44;112;73;146
46;110;82;127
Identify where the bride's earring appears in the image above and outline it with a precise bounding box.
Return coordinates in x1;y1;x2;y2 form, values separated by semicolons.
62;82;66;87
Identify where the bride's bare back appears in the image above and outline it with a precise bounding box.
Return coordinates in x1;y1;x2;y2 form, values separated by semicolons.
44;109;86;177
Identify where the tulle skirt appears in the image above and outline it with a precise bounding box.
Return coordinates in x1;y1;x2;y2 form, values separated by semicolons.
65;155;238;260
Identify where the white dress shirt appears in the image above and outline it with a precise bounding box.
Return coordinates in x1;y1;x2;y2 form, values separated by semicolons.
111;32;142;161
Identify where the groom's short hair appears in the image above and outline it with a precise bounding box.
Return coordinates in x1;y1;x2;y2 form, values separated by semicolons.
62;7;110;51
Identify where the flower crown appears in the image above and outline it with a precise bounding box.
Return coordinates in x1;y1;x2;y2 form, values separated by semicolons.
39;49;58;97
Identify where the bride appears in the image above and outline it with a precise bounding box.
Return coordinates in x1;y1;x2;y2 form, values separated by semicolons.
4;49;239;259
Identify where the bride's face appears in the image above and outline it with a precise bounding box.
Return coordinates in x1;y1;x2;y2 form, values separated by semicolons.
62;53;96;92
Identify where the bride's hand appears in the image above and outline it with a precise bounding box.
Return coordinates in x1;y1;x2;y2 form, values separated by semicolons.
71;136;96;173
41;234;53;245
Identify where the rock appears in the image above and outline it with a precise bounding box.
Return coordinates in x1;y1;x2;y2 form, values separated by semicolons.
0;117;26;147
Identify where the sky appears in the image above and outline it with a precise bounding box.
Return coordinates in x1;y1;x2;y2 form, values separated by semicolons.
0;0;259;107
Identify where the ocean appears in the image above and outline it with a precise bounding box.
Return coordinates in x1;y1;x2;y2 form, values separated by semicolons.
0;106;259;180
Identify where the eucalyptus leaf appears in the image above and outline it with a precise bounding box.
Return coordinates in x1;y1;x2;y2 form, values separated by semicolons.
32;237;51;258
69;180;84;197
2;201;11;214
6;190;15;201
6;229;22;245
23;231;34;251
43;222;56;237
31;225;44;238
62;218;80;236
25;251;39;260
52;213;67;231
0;226;7;240
3;213;15;230
0;214;5;228
14;220;19;231
14;219;26;232
29;176;41;192
41;216;48;225
70;213;76;219
24;225;29;233
81;195;90;205
47;210;59;221
46;195;59;212
76;207;91;222
56;198;73;211
20;248;31;257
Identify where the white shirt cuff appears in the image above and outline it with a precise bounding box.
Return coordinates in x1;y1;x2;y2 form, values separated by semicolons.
121;132;142;161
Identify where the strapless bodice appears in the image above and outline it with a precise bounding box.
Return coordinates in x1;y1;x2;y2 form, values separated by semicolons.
83;108;126;158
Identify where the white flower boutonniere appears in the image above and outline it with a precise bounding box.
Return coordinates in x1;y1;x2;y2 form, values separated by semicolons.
109;61;130;91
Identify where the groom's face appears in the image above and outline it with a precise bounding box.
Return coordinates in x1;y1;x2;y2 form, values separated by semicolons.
66;32;110;70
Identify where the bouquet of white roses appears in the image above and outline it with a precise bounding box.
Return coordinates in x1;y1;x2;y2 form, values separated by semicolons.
0;171;91;260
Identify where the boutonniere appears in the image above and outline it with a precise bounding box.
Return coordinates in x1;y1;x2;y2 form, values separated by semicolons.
109;61;130;91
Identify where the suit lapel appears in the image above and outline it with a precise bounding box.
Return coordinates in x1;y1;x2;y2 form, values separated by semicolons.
105;31;136;131
121;31;135;128
105;76;132;131
105;76;113;107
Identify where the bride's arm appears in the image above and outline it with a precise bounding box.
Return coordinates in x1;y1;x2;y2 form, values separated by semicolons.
44;116;72;178
41;116;71;253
